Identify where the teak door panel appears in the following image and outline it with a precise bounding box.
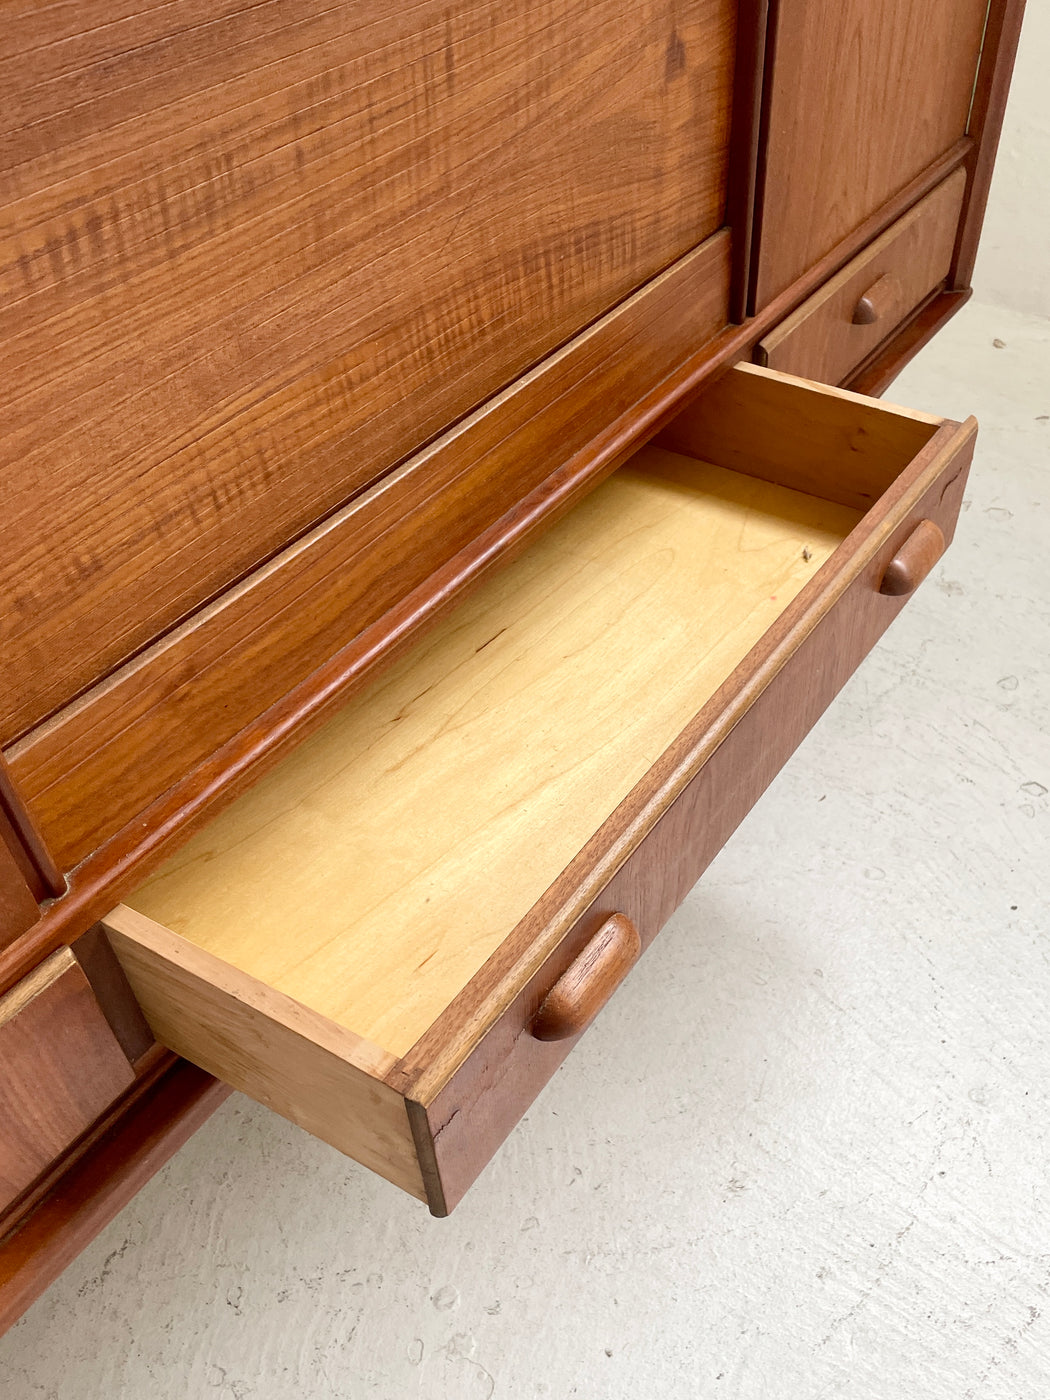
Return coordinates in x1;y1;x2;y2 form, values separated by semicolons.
754;0;989;307
103;365;976;1214
0;0;735;746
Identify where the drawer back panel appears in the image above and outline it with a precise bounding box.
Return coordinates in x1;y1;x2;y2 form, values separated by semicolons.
0;0;735;744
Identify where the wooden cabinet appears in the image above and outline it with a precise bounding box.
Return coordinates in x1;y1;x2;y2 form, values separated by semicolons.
0;0;1026;1329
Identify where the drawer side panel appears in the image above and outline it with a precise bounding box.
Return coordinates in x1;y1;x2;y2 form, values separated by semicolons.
103;908;426;1204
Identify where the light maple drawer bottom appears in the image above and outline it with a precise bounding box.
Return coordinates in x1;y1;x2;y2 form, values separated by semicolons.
103;364;975;1215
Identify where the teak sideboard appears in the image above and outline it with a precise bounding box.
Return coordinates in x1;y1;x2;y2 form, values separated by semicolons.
0;0;1026;1330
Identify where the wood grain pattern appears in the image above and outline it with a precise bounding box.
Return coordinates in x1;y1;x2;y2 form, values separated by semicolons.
0;1044;169;1241
119;446;858;1058
753;0;988;307
0;0;735;746
0;949;134;1213
102;906;425;1201
755;171;966;383
410;420;975;1210
0;840;38;948
8;232;732;873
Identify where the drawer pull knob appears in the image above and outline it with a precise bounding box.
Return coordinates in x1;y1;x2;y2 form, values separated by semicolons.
530;913;642;1042
852;273;900;326
879;518;946;596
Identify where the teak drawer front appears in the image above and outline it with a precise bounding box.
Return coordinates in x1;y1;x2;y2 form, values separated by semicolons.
0;949;135;1215
104;365;976;1215
756;171;967;385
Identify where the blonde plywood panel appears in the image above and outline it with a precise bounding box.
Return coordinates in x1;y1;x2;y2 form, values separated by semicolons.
123;451;861;1058
102;906;425;1201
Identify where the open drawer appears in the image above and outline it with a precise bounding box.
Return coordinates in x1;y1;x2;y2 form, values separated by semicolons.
103;365;975;1215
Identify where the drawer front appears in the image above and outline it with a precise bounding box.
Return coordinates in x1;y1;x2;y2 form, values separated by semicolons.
756;170;966;385
414;408;974;1211
0;949;135;1214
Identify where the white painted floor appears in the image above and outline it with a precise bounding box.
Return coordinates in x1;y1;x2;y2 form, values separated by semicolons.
3;299;1048;1399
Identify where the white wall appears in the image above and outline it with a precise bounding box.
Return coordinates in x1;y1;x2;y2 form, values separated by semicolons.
972;4;1050;318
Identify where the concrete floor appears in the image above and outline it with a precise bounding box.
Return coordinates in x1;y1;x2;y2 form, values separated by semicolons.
3;302;1048;1397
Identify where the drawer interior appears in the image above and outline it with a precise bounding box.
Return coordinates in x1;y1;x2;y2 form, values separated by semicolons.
118;366;943;1062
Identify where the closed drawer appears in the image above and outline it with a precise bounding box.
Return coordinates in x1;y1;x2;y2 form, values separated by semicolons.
0;949;136;1215
103;364;975;1214
756;169;967;385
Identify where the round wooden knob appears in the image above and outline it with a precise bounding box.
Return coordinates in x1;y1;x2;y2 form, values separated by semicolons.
879;518;946;596
530;913;642;1042
852;272;901;326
